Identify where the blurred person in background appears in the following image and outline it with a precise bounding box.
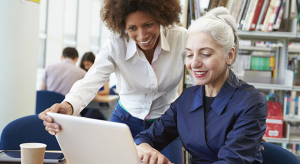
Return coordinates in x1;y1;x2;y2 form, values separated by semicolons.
39;47;86;96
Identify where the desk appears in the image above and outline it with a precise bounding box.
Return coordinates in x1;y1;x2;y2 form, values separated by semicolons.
87;95;119;120
93;95;119;103
0;151;67;164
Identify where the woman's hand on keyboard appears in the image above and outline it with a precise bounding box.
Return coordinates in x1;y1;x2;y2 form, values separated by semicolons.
136;143;174;164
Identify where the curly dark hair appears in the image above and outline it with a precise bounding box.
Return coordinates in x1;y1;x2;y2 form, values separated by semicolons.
100;0;182;38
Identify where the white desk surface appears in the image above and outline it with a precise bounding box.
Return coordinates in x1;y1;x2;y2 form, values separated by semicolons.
93;95;119;103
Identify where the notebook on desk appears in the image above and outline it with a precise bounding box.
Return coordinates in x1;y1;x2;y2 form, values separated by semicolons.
47;112;141;164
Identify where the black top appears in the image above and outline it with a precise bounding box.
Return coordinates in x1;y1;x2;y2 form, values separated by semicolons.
203;95;215;114
203;86;216;114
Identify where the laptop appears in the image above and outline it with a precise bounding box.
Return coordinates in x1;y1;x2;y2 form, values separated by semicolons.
47;112;141;164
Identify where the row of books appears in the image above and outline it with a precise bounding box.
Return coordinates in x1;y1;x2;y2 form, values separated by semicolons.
188;0;201;24
287;56;300;86
251;56;275;71
234;51;275;77
183;149;192;164
195;0;300;32
230;0;288;31
284;91;300;119
280;143;300;154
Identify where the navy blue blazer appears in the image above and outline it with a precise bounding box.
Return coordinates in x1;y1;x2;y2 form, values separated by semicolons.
134;73;267;164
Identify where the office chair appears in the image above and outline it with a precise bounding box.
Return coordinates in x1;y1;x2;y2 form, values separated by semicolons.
262;142;300;164
36;90;65;114
109;85;117;95
0;114;61;150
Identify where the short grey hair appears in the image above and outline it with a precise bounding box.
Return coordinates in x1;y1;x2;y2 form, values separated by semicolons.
186;7;239;65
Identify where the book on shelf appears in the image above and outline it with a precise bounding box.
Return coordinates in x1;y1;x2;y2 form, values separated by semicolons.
261;0;278;31
236;0;248;25
226;0;235;12
290;0;298;18
283;92;300;119
208;0;219;10
218;0;228;7
297;0;300;12
289;91;296;118
238;0;251;29
272;0;283;27
266;0;282;32
183;149;192;164
273;0;286;30
231;0;243;21
283;95;290;118
244;70;272;77
218;0;293;31
264;101;283;138
254;0;270;30
257;0;272;30
249;0;265;30
294;60;300;85
194;0;201;19
187;0;194;26
297;0;300;24
298;9;300;24
242;0;259;31
251;56;272;71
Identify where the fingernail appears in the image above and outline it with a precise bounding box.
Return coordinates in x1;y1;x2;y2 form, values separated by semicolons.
56;129;60;132
47;118;51;122
55;125;58;128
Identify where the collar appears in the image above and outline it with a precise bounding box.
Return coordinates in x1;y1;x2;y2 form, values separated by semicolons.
189;70;239;116
125;25;170;60
63;58;74;64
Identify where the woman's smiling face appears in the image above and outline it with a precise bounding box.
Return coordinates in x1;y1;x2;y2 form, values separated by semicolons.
125;11;160;51
185;32;234;87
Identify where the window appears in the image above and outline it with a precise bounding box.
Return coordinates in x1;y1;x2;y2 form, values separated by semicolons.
63;0;79;48
38;0;48;68
90;0;102;54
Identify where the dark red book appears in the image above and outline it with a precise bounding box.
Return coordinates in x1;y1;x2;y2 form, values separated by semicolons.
249;0;265;30
258;0;271;31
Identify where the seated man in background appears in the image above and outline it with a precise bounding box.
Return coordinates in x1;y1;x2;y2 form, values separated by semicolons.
39;47;86;95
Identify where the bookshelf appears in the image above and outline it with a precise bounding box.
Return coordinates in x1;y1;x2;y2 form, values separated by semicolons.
182;0;300;162
237;30;297;40
265;137;290;143
240;46;273;51
284;118;300;122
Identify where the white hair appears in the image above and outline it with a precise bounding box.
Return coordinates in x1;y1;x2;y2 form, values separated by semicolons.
186;7;239;64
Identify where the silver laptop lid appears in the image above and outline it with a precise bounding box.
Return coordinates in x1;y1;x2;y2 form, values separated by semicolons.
47;112;141;164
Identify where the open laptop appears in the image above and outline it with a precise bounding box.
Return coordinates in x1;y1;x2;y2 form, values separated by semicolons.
47;112;141;164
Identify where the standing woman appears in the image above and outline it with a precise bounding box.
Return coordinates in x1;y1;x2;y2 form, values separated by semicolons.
39;0;186;163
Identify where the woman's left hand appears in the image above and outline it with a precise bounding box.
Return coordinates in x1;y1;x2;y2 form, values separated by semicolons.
136;143;173;164
261;137;267;151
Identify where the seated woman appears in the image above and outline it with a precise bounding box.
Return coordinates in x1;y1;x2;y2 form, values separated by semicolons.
79;52;109;119
80;52;110;96
134;7;267;164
